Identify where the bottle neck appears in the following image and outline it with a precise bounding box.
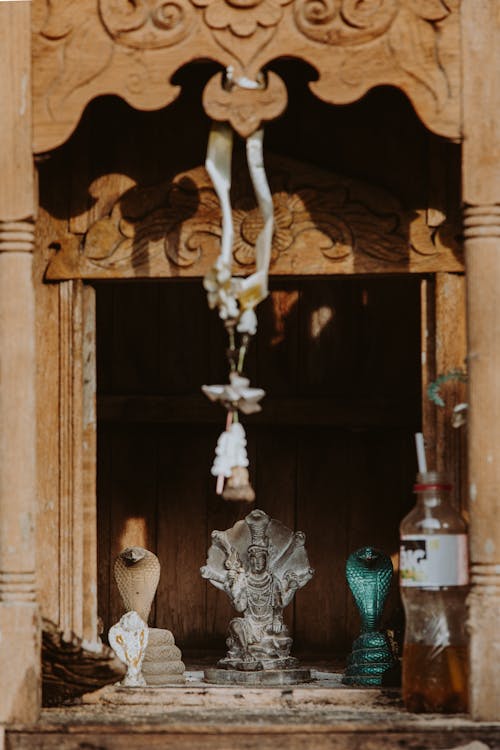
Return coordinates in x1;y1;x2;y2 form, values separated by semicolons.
415;491;447;509
413;473;452;509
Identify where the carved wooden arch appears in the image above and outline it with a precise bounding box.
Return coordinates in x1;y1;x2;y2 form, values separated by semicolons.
33;0;460;153
45;154;463;280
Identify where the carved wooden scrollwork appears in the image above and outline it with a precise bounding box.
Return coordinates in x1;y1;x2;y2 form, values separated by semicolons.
33;0;460;152
44;155;463;280
99;0;197;49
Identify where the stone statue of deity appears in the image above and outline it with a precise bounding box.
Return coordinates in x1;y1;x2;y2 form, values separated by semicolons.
201;509;314;682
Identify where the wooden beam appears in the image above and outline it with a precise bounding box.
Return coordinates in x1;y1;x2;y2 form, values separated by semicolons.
462;0;500;721
98;395;420;429
0;0;40;724
43;157;463;282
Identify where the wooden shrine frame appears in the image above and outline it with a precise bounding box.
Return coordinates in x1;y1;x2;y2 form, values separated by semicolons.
0;0;499;728
43;155;463;280
32;0;460;153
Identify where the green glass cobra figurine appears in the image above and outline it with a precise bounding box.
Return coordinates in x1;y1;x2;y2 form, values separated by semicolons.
342;546;399;687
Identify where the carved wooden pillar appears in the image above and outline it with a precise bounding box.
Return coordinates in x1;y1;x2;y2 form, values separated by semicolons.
462;0;500;721
57;280;98;645
0;0;40;724
421;273;467;511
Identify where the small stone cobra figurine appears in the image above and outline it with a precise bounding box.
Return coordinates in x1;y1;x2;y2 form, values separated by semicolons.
112;546;185;686
343;546;398;686
114;547;160;624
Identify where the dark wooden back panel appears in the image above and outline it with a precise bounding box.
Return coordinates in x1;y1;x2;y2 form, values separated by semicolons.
97;277;420;655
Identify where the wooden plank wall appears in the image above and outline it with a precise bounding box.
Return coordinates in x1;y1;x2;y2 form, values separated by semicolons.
96;277;421;656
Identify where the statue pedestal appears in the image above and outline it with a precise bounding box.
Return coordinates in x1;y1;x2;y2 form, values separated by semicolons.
204;667;311;686
142;628;185;686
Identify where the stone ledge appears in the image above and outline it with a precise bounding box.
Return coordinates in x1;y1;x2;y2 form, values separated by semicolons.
7;670;500;748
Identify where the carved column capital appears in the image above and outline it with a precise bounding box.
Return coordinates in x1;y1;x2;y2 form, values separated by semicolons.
0;219;35;253
469;563;500;593
462;205;500;240
0;572;37;603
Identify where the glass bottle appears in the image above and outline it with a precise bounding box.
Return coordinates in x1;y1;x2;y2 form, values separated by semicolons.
399;471;469;713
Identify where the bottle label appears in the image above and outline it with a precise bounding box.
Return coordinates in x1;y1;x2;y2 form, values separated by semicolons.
400;534;469;587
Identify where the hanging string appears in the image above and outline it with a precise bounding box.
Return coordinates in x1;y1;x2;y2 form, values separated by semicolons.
202;69;274;500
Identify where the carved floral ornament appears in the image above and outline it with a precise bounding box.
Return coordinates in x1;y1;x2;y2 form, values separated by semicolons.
45;155;463;280
33;0;459;152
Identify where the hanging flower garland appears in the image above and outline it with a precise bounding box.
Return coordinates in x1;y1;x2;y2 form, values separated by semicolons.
201;74;274;502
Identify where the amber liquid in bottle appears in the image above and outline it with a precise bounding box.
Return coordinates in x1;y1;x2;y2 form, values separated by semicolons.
403;643;468;713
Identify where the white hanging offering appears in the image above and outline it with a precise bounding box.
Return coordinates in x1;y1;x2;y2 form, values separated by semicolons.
211;422;249;479
203;257;239;321
237;308;257;336
202;372;265;415
211;420;255;501
203;72;272;503
203;117;274;333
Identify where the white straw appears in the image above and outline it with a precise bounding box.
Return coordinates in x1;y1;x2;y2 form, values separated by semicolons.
415;432;427;474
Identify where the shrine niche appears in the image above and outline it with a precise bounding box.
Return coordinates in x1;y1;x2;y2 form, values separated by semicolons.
31;66;469;677
45;155;462;280
2;0;500;738
32;0;460;152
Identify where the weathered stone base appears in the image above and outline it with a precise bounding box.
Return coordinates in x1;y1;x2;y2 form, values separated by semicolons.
204;667;312;686
142;628;185;687
218;655;299;671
